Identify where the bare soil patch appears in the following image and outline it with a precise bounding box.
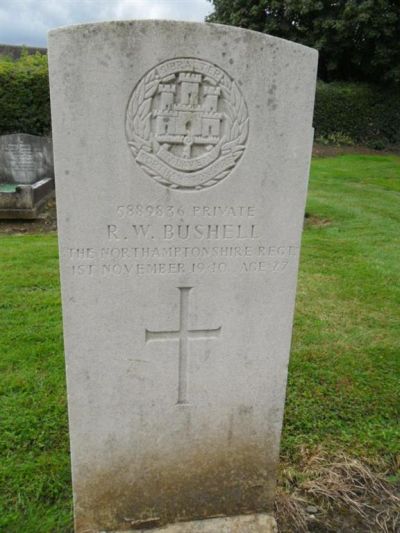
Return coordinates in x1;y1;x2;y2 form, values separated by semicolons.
304;213;332;229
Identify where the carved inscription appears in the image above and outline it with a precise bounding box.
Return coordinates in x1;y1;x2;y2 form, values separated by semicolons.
126;58;249;190
4;143;35;173
145;287;221;404
66;204;299;277
107;223;258;240
68;245;297;276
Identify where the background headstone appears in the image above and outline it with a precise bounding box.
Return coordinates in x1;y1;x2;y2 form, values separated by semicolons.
48;20;317;532
0;133;53;184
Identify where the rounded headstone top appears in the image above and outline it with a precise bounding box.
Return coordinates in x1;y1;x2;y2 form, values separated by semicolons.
48;19;318;58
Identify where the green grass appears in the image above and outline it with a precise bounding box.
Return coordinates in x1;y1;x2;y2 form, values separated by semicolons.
283;155;400;462
0;236;71;531
1;154;399;531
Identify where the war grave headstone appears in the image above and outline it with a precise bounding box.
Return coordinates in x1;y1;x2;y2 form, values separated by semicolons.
48;20;317;532
0;133;54;218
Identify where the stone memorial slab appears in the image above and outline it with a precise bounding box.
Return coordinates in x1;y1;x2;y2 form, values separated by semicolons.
0;134;54;219
48;20;317;532
0;133;53;184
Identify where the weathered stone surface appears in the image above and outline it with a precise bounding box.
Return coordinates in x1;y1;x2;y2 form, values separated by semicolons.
48;20;317;533
0;133;53;184
116;513;277;532
0;177;54;219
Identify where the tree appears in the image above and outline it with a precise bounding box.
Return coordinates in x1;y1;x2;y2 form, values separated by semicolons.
207;0;400;85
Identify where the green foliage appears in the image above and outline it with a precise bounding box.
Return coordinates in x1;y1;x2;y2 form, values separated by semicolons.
207;0;400;85
314;82;400;147
1;155;400;531
1;50;398;148
0;52;50;136
316;132;355;146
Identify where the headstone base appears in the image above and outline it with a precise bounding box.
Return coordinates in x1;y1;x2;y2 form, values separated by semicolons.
0;178;54;219
113;513;277;533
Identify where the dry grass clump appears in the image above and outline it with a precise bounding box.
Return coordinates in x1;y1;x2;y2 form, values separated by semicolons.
275;490;309;533
275;449;400;533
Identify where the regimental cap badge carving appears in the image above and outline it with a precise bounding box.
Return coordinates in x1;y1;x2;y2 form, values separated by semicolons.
126;58;249;190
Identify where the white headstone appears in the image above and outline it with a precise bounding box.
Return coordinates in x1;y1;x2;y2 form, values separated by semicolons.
48;20;317;532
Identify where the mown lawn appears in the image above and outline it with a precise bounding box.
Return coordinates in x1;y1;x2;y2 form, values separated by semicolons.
1;155;399;532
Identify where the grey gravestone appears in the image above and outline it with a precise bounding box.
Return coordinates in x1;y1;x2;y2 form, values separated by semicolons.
0;133;54;218
0;133;53;184
48;21;317;532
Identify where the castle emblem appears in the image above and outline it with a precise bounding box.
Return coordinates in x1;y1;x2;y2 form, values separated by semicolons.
126;58;249;190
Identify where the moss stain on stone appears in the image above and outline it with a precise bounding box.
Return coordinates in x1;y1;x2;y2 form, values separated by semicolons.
74;441;277;532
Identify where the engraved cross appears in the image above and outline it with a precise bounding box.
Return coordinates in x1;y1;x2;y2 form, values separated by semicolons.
145;287;221;405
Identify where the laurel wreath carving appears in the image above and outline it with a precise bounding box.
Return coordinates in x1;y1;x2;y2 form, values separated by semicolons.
126;69;249;190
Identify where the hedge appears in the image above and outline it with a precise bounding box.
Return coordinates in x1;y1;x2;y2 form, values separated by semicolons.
0;52;50;136
0;53;399;148
314;82;400;148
